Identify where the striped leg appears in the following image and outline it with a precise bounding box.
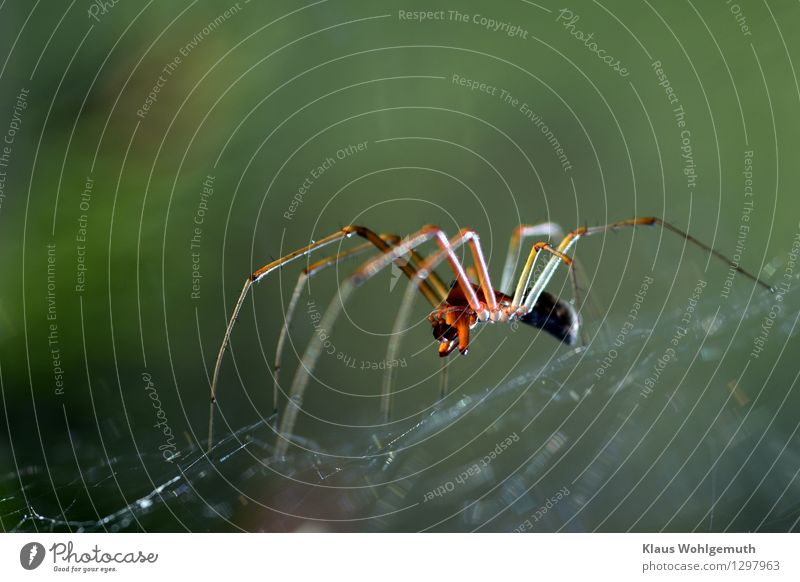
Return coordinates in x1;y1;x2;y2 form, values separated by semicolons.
274;226;494;459
522;216;773;316
272;236;447;416
501;223;587;342
208;226;445;452
500;223;565;293
380;228;498;420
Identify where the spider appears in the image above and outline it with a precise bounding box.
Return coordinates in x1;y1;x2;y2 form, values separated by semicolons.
207;216;771;458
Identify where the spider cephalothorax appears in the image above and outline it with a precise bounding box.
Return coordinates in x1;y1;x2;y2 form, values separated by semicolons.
430;306;477;356
429;283;581;357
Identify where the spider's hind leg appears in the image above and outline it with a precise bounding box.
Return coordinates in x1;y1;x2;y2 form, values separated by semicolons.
274;237;400;415
500;222;565;293
502;223;589;345
208;226;444;454
275;225;492;459
513;216;773;354
381;227;498;421
548;217;772;293
273;237;446;423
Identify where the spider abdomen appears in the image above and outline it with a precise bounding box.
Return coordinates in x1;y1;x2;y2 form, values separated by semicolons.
518;290;580;346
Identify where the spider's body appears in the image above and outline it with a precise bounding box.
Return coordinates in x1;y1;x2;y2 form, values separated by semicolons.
430;283;580;357
207;216;771;457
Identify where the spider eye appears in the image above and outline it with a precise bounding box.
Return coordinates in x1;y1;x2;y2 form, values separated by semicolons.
432;322;458;343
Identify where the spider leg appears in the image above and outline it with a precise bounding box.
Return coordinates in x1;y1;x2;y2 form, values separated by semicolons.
208;226;445;453
381;276;456;421
467;233;497;315
275;237;398;414
382;275;453;420
274;225;493;458
380;227;498;420
522;216;773;316
439;358;450;399
502;223;588;342
500;223;564;292
273;236;447;418
511;242;574;308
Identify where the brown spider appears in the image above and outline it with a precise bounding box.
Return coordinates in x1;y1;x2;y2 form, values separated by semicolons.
207;217;771;457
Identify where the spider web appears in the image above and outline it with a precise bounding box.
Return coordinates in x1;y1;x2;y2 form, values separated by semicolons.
2;287;799;532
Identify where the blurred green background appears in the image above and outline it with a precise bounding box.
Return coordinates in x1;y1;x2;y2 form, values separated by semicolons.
1;0;799;532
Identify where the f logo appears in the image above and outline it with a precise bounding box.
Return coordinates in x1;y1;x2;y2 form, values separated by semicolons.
389;262;402;293
20;542;45;570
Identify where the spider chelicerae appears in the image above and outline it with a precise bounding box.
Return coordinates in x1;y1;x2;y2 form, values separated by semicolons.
207;216;771;458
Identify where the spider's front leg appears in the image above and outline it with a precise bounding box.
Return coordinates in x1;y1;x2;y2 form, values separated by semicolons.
272;236;447;416
208;226;445;453
381;227;500;419
274;225;496;458
207;229;355;453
